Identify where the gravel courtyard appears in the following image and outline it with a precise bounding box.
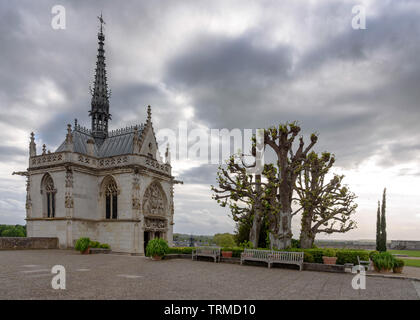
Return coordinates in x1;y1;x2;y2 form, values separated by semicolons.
0;250;419;300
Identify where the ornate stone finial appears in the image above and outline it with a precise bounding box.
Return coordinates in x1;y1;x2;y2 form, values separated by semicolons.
29;132;36;157
65;124;74;152
42;144;46;155
165;143;171;164
147;105;152;123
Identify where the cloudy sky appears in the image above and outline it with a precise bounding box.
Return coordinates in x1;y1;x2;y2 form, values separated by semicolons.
1;0;420;240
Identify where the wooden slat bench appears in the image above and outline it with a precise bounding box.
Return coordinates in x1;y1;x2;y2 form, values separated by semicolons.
240;249;271;267
192;247;221;262
269;251;304;271
240;249;304;271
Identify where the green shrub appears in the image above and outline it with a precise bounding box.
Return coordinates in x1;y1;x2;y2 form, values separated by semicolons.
303;249;325;263
286;248;371;265
372;251;396;270
75;237;90;252
394;259;404;268
369;250;379;260
322;248;337;257
100;243;110;249
239;240;253;249
89;241;101;248
213;233;236;247
146;238;169;257
336;250;370;265
167;247;194;254
303;252;314;263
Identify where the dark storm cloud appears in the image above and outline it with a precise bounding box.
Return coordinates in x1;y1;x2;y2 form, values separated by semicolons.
180;164;219;185
0;146;26;161
163;1;420;169
165;32;294;129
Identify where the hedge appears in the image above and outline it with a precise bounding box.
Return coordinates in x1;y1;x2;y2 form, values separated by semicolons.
167;246;372;265
167;247;194;254
335;250;370;265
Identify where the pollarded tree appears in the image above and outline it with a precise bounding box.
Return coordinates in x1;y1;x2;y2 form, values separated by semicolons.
211;155;266;248
295;151;358;249
263;122;318;249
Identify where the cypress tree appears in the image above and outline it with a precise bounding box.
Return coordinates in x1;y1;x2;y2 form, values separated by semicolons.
380;188;387;252
376;201;381;251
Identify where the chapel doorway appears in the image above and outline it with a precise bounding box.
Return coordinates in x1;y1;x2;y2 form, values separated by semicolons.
144;231;150;253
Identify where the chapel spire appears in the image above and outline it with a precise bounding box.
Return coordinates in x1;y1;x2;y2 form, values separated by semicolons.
89;13;111;143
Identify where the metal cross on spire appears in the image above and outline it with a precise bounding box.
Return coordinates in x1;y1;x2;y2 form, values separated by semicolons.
98;12;105;32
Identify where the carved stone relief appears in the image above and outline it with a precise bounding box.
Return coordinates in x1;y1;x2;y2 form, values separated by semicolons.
142;183;166;216
65;192;74;208
65;167;73;188
144;217;166;231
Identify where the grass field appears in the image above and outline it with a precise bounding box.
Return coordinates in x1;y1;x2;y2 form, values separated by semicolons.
401;259;420;268
388;250;420;257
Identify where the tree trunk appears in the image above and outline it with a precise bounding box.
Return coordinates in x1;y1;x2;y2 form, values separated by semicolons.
269;210;292;250
299;226;315;249
269;232;281;250
249;174;263;248
249;211;262;248
299;210;314;249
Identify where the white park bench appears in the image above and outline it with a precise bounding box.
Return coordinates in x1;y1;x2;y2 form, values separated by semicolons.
240;249;271;267
357;255;373;271
240;249;304;271
192;247;221;263
269;251;304;271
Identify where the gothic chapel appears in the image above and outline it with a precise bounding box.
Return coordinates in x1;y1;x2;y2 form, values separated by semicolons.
14;16;178;254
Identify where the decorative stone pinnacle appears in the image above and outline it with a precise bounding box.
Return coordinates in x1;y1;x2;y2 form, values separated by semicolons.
66;124;73;147
90;13;110;141
147;105;152;123
29;132;36;157
42;144;46;154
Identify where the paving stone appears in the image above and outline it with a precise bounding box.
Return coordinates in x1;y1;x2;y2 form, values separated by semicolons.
0;250;418;300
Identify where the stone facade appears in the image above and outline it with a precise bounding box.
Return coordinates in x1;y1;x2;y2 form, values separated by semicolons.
22;114;177;254
14;17;179;254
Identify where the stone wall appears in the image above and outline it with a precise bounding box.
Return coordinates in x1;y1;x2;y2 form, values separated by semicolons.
0;237;58;250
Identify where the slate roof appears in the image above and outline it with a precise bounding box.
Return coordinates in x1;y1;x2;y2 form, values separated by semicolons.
56;124;145;158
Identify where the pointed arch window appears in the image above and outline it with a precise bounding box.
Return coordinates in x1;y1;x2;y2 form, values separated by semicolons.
104;178;118;219
42;174;56;218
